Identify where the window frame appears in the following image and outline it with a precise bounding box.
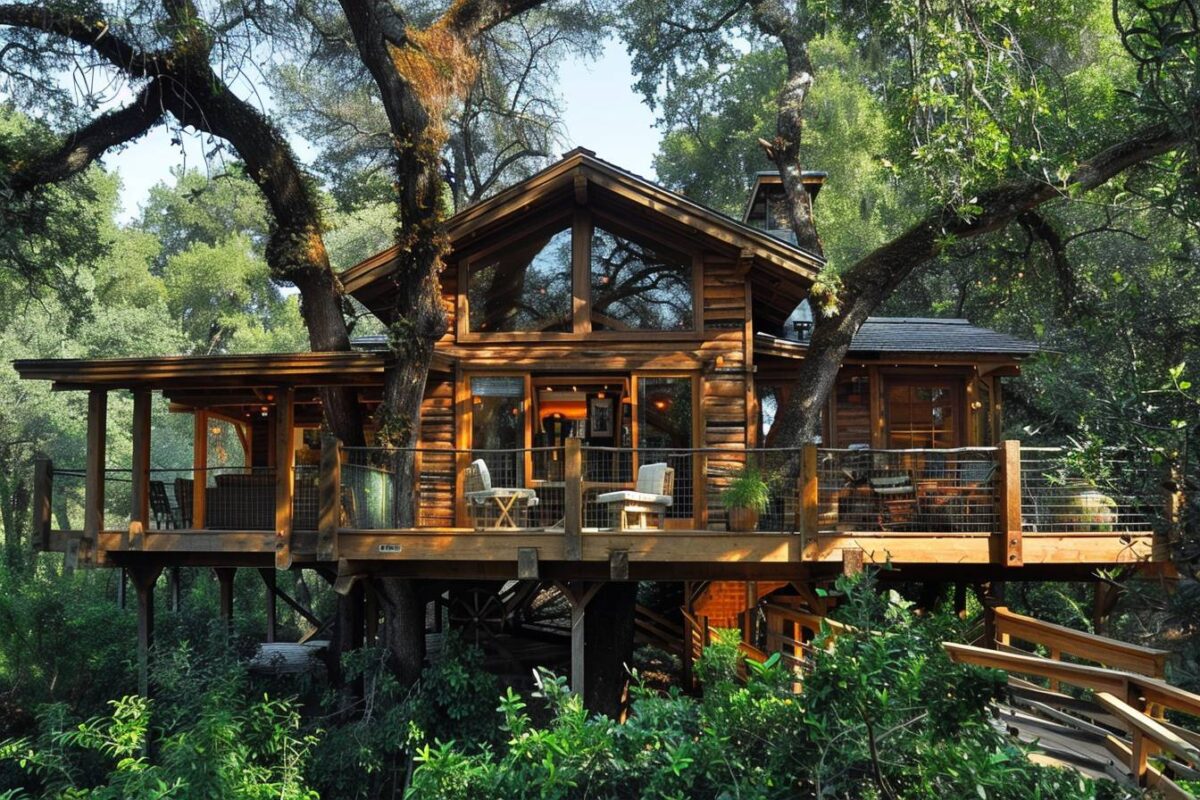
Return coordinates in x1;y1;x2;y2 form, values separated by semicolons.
883;377;965;449
457;207;703;342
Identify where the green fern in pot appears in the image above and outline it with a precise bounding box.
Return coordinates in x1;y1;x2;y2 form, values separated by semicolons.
722;463;771;532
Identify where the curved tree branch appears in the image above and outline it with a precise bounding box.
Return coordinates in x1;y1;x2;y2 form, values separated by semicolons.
7;79;165;194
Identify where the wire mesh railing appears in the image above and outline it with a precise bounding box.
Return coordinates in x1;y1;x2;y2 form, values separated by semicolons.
816;447;999;533
1019;448;1159;534
47;467;134;531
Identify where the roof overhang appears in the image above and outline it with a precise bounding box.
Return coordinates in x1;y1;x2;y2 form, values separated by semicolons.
753;332;1036;365
741;171;828;224
341;148;825;320
12;351;408;392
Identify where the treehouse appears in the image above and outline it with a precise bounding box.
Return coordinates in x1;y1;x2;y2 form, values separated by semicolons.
14;150;1180;696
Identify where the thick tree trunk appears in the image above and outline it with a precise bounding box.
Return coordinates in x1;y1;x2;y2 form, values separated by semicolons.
583;582;637;717
375;577;427;686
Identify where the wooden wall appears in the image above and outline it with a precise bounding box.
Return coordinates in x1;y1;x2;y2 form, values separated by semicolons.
700;254;752;530
417;371;456;527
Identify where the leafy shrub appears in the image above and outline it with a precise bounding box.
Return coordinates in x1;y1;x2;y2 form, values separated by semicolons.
0;663;318;799
408;571;1134;799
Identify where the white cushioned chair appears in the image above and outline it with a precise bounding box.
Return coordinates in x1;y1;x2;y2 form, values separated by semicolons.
596;463;674;531
464;459;539;530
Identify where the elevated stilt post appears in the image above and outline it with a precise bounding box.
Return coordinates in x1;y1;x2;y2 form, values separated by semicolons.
129;565;163;698
167;567;181;612
556;581;601;695
260;568;277;643
215;567;235;630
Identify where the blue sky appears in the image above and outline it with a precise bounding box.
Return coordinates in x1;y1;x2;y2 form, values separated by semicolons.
106;37;661;221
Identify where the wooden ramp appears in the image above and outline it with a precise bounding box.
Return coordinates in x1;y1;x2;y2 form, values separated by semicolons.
944;609;1198;798
733;603;1198;797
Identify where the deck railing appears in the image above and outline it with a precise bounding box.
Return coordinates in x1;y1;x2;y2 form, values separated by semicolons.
31;440;1180;562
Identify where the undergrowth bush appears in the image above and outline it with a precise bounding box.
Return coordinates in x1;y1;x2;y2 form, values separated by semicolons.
408;571;1136;800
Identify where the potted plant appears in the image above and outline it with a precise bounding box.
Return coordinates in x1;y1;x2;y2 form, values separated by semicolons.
722;464;771;532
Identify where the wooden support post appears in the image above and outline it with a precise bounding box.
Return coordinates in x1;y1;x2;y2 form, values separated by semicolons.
980;582;1006;648
274;388;296;569
557;581;601;695
82;389;108;567
995;440;1023;567
318;435;341;562
32;457;52;552
798;443;818;551
167;567;181;612
131;389;151;530
259;568;277;643
116;568;127;609
517;547;539;579
954;583;967;619
129;565;162;698
192;410;208;529
215;567;235;629
609;549;629;581
564;438;582;560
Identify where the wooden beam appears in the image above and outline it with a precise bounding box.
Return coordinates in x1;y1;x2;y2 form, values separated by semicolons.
274;387;296;569
82;389;108;567
573;172;588;205
996;440;1023;566
32;457;52;551
131;389;151;529
192;410;208;530
318;435;341;562
564;438;582;560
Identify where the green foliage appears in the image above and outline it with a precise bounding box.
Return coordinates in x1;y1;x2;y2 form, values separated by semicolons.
720;462;772;513
407;572;1129;799
1;669;319;799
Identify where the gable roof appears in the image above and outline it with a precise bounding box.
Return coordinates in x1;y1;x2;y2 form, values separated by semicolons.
340;148;825;318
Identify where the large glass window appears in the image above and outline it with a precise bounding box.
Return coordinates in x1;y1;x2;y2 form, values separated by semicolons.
638;377;693;517
886;382;958;448
467;226;572;332
470;377;525;485
590;226;693;331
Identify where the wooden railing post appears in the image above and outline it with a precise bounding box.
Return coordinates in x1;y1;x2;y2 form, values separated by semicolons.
318;435;342;562
131;389;151;532
32;457;52;551
191;410;208;530
995;440;1023;567
564;437;582;560
81;389;108;567
798;443;818;550
274;387;295;569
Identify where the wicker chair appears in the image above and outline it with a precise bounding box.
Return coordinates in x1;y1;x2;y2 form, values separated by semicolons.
596;463;675;531
464;459;539;530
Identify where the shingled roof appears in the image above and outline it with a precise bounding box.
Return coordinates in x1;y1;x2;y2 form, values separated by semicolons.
848;318;1039;355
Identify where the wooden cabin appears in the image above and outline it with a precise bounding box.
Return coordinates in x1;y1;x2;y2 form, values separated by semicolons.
13;150;1179;690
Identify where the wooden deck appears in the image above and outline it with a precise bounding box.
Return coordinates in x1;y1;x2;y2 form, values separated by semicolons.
39;524;1161;582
